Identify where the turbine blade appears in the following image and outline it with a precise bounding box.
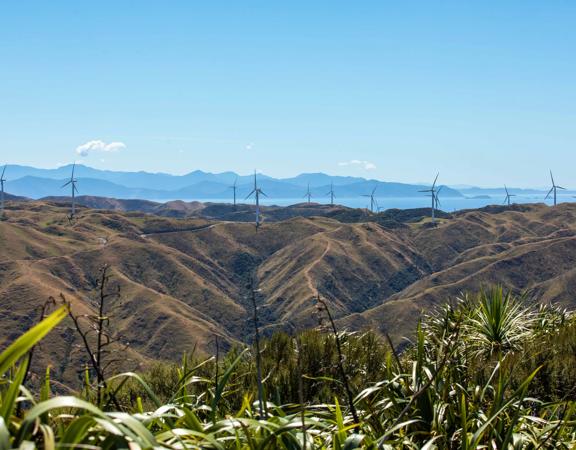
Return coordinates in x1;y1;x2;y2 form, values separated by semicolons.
545;188;553;200
550;170;554;186
62;181;72;188
260;190;268;197
1;165;6;178
557;186;566;190
432;173;439;188
245;189;256;200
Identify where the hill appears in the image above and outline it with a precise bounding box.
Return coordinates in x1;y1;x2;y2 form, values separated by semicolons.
1;200;575;385
2;192;29;202
36;195;450;226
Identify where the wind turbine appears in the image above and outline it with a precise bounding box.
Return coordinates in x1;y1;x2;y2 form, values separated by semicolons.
503;185;515;206
326;182;336;206
62;163;79;220
230;177;238;206
419;173;439;224
304;183;312;204
362;185;378;213
545;170;565;206
245;171;267;229
0;165;6;218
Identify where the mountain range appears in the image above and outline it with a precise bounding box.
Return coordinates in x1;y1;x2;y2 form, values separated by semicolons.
4;164;565;201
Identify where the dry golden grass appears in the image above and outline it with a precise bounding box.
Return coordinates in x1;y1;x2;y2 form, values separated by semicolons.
2;200;576;384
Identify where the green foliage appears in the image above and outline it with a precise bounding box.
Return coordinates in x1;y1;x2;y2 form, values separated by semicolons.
1;289;576;448
463;287;534;359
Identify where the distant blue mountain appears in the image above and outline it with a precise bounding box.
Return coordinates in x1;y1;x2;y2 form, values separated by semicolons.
280;173;368;187
3;164;264;191
8;176;164;199
3;164;466;200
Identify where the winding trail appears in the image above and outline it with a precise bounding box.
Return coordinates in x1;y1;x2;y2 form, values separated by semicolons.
302;226;343;295
140;223;218;237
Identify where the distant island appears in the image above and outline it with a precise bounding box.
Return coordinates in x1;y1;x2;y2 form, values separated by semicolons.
467;194;492;199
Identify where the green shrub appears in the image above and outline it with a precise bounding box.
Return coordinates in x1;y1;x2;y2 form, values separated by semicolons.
1;288;576;448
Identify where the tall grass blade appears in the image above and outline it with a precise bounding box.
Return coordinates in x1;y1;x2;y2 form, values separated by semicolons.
0;306;67;375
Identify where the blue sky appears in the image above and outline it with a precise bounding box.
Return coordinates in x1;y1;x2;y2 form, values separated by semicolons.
0;1;575;187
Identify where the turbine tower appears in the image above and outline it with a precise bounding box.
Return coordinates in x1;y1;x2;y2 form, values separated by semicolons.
304;182;312;204
545;170;565;206
245;171;267;229
0;165;6;219
503;185;515;206
326;182;336;206
362;185;378;213
62;163;79;220
230;177;238;206
419;173;440;224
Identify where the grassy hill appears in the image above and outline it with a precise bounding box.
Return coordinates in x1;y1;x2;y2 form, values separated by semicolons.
1;199;576;385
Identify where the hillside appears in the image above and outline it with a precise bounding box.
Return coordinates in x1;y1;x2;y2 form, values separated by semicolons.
1;199;575;385
32;195;451;226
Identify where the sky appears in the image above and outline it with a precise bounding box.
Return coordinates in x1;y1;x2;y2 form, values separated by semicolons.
0;1;575;187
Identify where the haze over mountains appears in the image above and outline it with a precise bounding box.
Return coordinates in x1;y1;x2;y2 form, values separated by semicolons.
4;164;569;201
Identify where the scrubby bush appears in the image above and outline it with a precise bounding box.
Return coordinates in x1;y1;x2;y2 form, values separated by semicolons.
1;287;576;448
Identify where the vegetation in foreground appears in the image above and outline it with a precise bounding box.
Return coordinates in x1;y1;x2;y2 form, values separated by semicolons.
1;287;576;449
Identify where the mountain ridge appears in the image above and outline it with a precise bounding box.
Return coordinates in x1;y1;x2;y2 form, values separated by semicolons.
0;164;465;200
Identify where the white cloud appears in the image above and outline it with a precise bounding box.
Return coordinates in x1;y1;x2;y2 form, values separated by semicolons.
338;160;377;170
76;140;126;157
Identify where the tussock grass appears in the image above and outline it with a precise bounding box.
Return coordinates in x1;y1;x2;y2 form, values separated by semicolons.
1;288;576;448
